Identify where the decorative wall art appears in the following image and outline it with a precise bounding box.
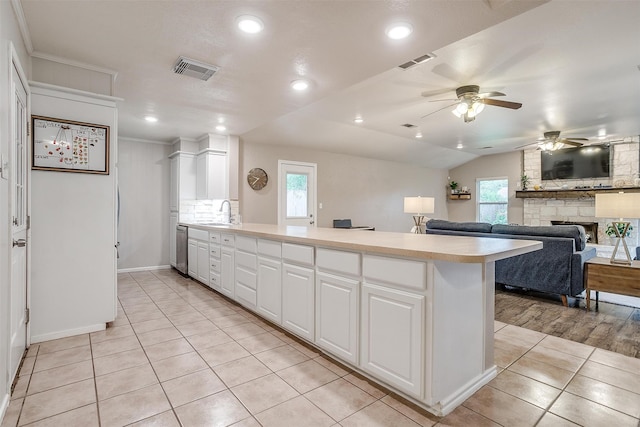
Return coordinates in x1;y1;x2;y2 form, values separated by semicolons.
32;115;110;174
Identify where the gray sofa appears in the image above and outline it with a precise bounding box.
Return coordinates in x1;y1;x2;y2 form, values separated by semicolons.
425;219;597;306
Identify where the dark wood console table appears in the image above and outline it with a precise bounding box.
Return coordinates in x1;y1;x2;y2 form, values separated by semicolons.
584;257;640;311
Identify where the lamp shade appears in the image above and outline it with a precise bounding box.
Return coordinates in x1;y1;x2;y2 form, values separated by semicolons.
595;192;640;219
404;196;435;214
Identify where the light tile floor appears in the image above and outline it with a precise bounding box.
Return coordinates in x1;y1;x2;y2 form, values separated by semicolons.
3;269;640;426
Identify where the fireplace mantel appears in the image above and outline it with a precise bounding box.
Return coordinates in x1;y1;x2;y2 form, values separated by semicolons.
516;186;640;199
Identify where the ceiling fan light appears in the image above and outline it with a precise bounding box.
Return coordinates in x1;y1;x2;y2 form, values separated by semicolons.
472;101;485;115
452;109;462;118
455;102;469;115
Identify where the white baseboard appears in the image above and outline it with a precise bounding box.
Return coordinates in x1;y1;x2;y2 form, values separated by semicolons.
117;265;171;273
31;323;106;344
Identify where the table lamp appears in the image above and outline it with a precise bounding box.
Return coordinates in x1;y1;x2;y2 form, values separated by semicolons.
403;196;435;234
595;192;640;265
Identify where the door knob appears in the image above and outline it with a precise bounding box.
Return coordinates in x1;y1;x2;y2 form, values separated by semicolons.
13;239;26;247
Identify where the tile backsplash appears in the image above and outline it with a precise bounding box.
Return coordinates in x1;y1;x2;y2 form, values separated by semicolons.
179;199;240;224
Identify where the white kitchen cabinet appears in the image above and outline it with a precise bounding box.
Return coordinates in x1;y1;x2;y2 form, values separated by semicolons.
169;211;178;267
220;233;235;299
169;152;196;211
197;241;209;285
196;150;227;200
361;282;424;397
235;236;258;310
257;239;282;324
282;263;315;341
209;232;221;291
315;248;361;364
187;238;197;278
316;272;359;364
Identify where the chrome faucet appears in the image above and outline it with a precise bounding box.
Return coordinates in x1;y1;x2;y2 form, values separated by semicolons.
219;199;232;224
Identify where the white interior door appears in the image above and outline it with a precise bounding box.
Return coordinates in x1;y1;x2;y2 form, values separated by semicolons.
278;160;317;227
9;55;29;382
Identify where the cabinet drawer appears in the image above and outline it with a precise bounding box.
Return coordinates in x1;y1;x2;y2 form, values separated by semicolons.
188;228;208;241
210;258;220;272
210;271;220;289
317;248;361;277
210;245;221;259
236;235;257;253
236;251;257;270
209;232;221;244
258;239;282;258
282;243;314;266
235;282;257;307
221;233;235;247
363;255;426;290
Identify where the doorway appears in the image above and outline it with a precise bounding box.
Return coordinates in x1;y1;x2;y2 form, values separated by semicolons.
9;44;30;384
277;160;317;227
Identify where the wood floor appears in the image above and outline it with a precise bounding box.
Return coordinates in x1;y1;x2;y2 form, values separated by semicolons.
495;286;640;359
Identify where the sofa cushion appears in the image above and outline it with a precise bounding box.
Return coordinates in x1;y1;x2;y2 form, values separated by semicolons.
425;219;492;233
491;224;587;251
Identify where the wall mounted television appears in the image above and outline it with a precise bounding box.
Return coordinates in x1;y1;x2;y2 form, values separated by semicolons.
541;144;610;181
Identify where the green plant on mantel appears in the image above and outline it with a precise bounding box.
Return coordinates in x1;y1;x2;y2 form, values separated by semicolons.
520;174;530;190
605;223;633;237
449;180;458;190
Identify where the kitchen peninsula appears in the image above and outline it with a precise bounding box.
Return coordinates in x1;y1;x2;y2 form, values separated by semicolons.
184;223;542;416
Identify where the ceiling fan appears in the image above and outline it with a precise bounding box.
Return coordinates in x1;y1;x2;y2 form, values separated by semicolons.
421;85;522;122
516;131;589;151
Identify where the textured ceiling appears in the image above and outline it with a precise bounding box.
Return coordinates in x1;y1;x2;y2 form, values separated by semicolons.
20;0;640;169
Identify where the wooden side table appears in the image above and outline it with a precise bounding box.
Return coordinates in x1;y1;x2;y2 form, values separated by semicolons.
584;257;640;311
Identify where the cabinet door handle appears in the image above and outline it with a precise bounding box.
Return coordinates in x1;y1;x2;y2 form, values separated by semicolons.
13;239;26;247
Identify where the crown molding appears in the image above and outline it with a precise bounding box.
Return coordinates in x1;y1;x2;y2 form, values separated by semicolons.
11;0;33;54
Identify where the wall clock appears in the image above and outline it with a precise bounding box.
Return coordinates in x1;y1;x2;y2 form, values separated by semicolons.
247;167;268;190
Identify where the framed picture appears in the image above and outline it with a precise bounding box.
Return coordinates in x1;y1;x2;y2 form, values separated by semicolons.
32;115;110;175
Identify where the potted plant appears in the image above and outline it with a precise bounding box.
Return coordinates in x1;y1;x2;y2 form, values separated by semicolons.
449;180;458;194
520;174;530;191
606;223;633;245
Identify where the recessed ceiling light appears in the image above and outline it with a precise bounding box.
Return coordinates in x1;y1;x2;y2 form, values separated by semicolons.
415;132;423;138
144;116;158;123
291;79;309;91
215;125;227;132
237;15;264;34
457;143;464;149
386;23;413;40
354;117;363;124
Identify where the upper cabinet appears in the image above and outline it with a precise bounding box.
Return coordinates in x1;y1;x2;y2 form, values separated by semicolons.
169;152;196;211
196;149;228;200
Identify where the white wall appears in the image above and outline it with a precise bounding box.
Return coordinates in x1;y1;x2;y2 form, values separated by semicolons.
241;142;449;232
0;0;31;419
30;84;118;342
448;151;524;224
117;138;172;270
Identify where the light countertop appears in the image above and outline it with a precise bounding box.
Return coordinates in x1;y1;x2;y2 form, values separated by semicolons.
183;222;542;264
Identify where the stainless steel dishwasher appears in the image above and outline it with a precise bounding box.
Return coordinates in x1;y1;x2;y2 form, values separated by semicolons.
176;225;188;276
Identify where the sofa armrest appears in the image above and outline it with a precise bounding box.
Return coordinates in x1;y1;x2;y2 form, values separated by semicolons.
569;246;597;295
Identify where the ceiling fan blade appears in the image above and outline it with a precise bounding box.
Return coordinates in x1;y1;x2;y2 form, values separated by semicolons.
481;98;522;109
420;87;457;98
559;140;583;147
513;142;537;149
478;91;505;98
428;98;458;102
564;137;589;142
420;102;458;119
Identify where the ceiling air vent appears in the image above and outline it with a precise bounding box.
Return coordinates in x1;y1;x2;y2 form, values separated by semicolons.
173;56;219;81
401;123;417;128
398;53;437;70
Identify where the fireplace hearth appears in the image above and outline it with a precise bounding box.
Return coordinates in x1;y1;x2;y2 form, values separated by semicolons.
551;221;598;244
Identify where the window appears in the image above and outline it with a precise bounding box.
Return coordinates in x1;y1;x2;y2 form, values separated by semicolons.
477;178;508;224
286;172;308;217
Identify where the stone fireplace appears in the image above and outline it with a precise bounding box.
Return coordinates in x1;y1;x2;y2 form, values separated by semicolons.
551;221;599;244
522;138;640;249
